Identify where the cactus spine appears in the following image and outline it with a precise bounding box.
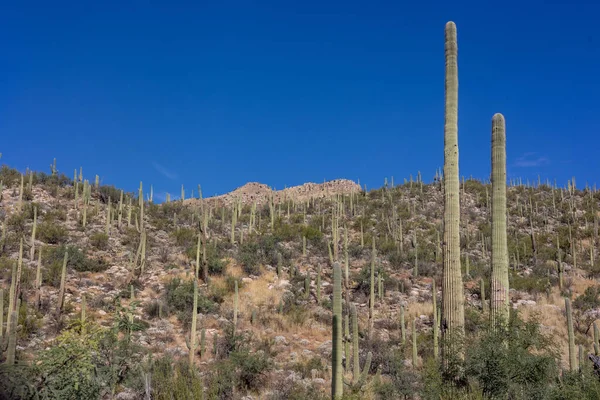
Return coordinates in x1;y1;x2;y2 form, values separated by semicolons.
490;113;509;327
442;21;465;357
331;262;343;398
565;297;576;371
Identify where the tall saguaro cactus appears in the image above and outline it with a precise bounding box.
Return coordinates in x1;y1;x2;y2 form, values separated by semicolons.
490;113;509;326
565;297;576;371
442;20;465;356
331;262;343;398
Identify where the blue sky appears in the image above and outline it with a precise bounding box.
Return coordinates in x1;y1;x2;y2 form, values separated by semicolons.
1;1;599;199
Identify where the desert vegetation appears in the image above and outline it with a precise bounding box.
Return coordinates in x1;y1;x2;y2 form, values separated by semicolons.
1;22;600;400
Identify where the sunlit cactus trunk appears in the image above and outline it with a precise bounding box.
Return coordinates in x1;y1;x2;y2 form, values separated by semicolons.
490;113;509;327
565;297;576;371
441;21;465;358
331;262;343;398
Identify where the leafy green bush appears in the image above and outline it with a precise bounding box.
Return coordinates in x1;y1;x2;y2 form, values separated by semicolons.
149;356;204;400
43;245;108;279
89;232;109;250
164;278;218;326
37;221;68;244
33;327;104;399
465;314;559;399
172;227;196;248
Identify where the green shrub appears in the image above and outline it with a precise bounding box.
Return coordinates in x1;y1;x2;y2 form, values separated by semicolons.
89;232;109;250
172;227;196;248
465;313;560;400
238;242;261;275
149;356;204;400
43;245;108;277
37;221;68;244
164;278;218;327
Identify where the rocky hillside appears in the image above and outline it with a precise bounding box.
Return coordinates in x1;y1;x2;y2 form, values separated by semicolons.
0;164;599;399
187;179;362;207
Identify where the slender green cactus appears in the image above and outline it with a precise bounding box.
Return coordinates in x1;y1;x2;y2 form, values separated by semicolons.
200;328;206;359
189;279;198;368
331;262;343;398
356;351;372;388
565;297;576;371
412;318;418;368
5;311;17;365
302;235;306;257
579;344;584;373
490;113;509;327
369;240;375;340
57;250;68;314
351;303;360;381
344;312;350;373
233;279;238;331
30;206;37;261
442;21;465;357
594;322;599;355
17;174;23;212
304;275;310;299
81;294;87;335
400;304;406;345
0;289;3;343
316;265;321;302
433;280;439;359
6;262;16;337
480;278;487;313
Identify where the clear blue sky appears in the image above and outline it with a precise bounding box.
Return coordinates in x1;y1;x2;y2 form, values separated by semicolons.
1;1;599;199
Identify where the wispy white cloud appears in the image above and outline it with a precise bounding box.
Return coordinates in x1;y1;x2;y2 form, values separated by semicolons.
152;162;178;180
513;152;550;168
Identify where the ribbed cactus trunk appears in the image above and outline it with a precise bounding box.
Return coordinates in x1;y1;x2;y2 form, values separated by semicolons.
565;297;576;371
490;113;509;327
233;280;238;332
331;262;343;398
5;311;17;365
351;303;360;382
433;280;439;359
189;279;198;368
412;319;418;368
369;240;375;340
442;20;465;358
594;322;599;355
57;250;68;315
